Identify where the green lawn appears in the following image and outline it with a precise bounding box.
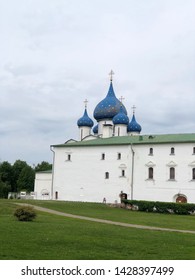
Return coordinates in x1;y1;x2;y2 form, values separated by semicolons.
1;199;195;260
17;199;195;231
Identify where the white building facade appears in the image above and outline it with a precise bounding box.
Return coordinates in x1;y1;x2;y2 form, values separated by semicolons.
34;77;195;203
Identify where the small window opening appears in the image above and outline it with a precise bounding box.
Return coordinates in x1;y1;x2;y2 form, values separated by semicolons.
170;167;175;180
105;172;109;179
149;148;153;155
192;168;195;180
148;167;153;179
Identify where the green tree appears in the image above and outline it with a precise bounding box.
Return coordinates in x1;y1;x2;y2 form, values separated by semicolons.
0;178;11;198
12;160;28;192
35;161;52;172
17;166;35;192
0;161;14;190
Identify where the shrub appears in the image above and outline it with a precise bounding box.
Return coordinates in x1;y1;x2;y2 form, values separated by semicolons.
122;199;195;215
14;205;37;221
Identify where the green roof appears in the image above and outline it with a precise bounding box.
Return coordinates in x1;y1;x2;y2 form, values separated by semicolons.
36;170;52;173
52;133;195;148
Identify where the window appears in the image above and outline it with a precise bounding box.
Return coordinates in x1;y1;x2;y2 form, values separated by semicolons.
117;153;121;160
101;153;105;160
192;168;195;180
105;172;109;179
170;167;175;180
148;167;153;179
193;147;195;154
149;148;153;155
67;154;71;161
170;147;175;155
121;170;125;177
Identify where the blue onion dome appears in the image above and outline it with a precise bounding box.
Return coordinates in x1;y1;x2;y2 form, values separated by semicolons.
127;114;142;133
113;105;129;125
93;81;127;121
93;124;98;134
77;108;94;127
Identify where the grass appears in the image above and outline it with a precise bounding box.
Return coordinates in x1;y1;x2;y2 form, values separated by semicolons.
17;199;195;231
1;199;195;260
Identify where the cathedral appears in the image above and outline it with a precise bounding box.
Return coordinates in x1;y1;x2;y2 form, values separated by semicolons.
34;72;195;203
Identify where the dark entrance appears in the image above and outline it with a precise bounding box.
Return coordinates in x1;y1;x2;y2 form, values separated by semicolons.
176;195;187;203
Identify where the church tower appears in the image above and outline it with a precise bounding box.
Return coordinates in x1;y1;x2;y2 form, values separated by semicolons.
127;106;142;135
93;70;127;137
113;104;129;136
77;100;94;140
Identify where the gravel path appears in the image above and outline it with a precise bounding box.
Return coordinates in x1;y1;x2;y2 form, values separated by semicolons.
15;203;195;235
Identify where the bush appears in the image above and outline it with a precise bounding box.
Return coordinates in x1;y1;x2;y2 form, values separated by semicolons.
14;205;37;221
122;199;195;215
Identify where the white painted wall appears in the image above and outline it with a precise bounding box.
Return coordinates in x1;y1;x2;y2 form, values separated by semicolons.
133;143;195;203
51;142;195;203
34;172;52;200
52;145;131;203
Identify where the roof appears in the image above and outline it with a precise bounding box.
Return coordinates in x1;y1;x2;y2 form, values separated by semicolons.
93;81;127;121
36;170;52;173
52;133;195;148
77;108;94;127
127;114;142;132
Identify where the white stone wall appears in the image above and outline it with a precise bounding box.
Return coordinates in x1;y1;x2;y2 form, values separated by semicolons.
51;142;195;203
34;172;52;200
133;143;195;203
52;145;131;203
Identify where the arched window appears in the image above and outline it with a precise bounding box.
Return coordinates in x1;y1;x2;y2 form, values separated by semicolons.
149;148;153;155
105;172;109;179
117;153;121;160
170;167;175;180
101;153;105;160
192;168;195;180
193;147;195;154
148;167;153;179
170;147;175;155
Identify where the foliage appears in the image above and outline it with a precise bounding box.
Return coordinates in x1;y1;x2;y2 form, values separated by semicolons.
35;161;52;172
122;199;195;215
14;205;37;221
17;166;35;192
0;159;52;196
12;160;29;192
0;161;14;188
0;179;11;198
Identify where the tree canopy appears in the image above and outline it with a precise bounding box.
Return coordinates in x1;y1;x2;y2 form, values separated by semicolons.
0;160;52;198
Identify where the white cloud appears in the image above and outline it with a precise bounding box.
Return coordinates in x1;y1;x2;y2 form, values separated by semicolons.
0;0;194;164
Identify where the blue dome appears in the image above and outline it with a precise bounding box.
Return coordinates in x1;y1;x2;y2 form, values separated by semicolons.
77;108;94;127
93;82;127;121
127;114;142;133
113;106;129;125
93;124;98;134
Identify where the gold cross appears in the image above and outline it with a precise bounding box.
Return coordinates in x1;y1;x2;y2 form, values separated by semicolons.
132;105;136;114
119;96;125;104
109;70;114;81
84;99;88;108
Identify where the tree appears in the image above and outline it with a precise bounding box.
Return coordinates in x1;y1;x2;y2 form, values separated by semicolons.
0;161;14;190
0;178;11;198
17;166;35;192
12;160;28;192
35;161;52;172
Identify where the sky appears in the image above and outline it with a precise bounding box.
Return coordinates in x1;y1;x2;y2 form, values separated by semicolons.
0;0;194;165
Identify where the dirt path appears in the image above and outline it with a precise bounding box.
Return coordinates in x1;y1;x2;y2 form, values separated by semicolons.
15;203;195;235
